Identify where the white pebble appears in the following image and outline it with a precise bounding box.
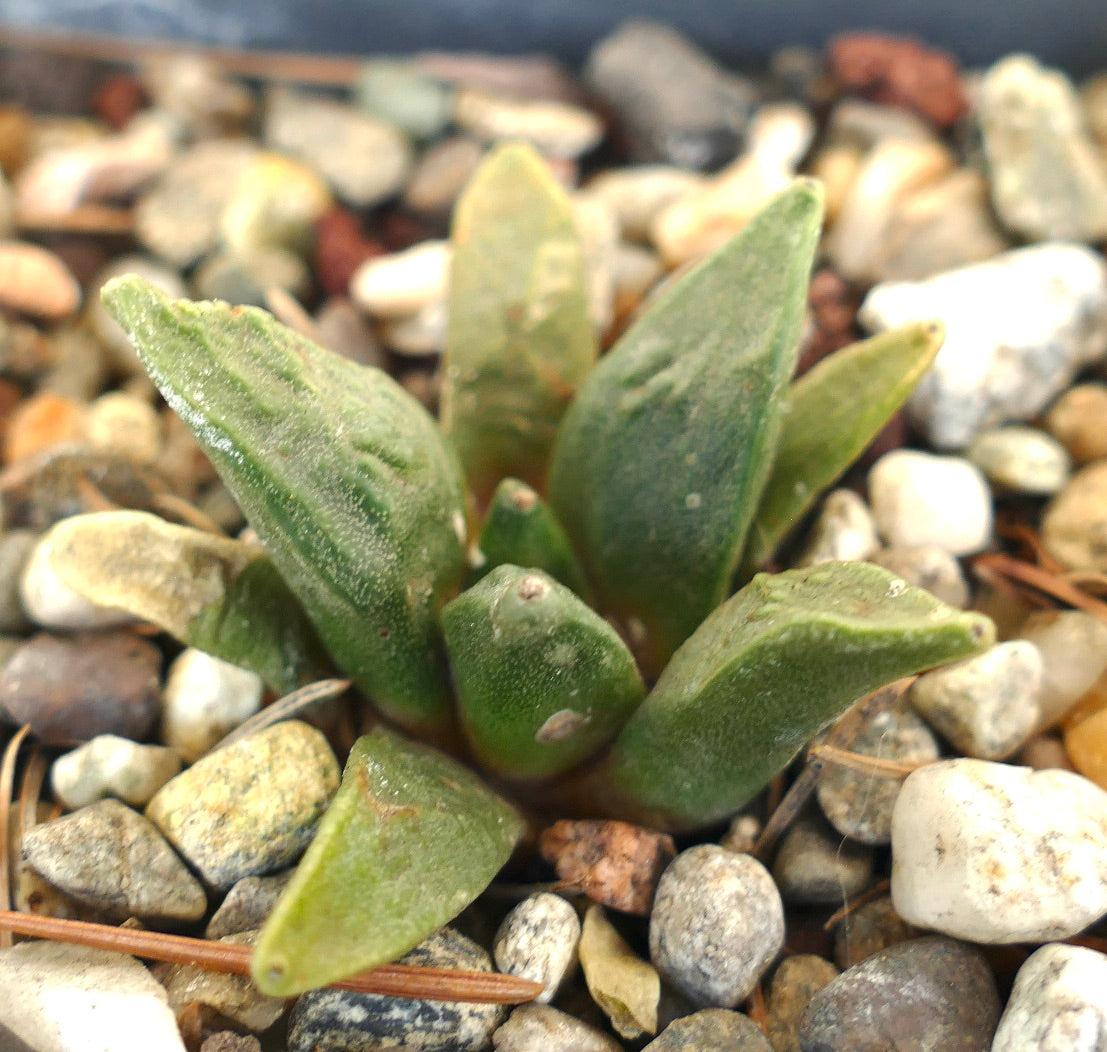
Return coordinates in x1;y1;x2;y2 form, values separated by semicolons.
891;759;1107;943
494;893;581;1003
1020;610;1107;730
586;165;704;243
454;89;604;159
52;734;181;809
868;544;970;607
868;450;993;556
795;489;880;567
966;425;1071;495
350;239;451;318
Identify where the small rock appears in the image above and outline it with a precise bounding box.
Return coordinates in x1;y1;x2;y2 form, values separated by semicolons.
494;892;580;1003
586;165;704;243
4;391;87;466
1042;460;1107;572
493;1003;621;1052
161;647;264;764
612;241;665;315
868;544;970;608
766;954;839;1052
350;239;451;318
816;689;940;845
967;425;1071;495
0;241;82;320
642;1008;773;1050
571;192;619;331
0;528;36;632
312;209;385;300
771;809;875;904
825;98;939;149
977;54;1107;242
288;928;506;1052
1016;732;1076;772
454;88;603;159
1021;610;1107;729
832;894;918;971
1044;382;1107;464
403;135;485;214
909;641;1043;759
0;941;186;1052
142;53;254;136
52;734;181;809
799;936;1000;1051
313;297;386;369
585;19;756;169
795;489;880;567
192;246;311;307
858;243;1107;449
22;798;206;922
649;845;784;1008
145;720;339;889
86;391;162;466
201;1034;261;1052
720;813;762;855
206;871;293;939
868;449;992;556
380;300;448;357
891;758;1107;942
265;87;413;208
992;943;1107;1051
356;58;454;140
0;630;160;744
39;325;110;403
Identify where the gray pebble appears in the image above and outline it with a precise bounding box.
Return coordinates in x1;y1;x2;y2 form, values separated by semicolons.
492;1003;621;1052
192;247;311;308
145;720;339;890
799;937;1000;1051
767;955;840;1052
643;1008;772;1050
51;734;181;809
0;528;35;632
493;892;580;1003
650;845;784;1008
289;928;506;1052
868;544;970;608
966;426;1072;495
832;895;918;971
201;1034;261;1052
771;810;874;905
206;871;293;939
21;798;206;923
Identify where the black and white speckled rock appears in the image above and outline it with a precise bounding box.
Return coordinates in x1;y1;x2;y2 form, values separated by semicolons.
642;1008;773;1050
493;892;580;1003
649;845;784;1008
206;870;293;939
288;928;506;1052
492;1003;621;1052
766;955;839;1052
771;810;875;905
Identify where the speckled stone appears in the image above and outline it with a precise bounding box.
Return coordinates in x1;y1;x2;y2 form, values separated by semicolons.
772;810;875;904
868;545;970;608
766;955;839;1052
643;1008;773;1050
832;895;918;971
493;892;580;1003
145;720;339;890
1042;460;1107;573
799;937;1000;1051
288;928;506;1052
51;734;181;809
206;871;293;939
492;1003;621;1052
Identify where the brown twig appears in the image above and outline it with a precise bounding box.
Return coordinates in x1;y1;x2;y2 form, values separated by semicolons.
974;552;1107;623
823;878;892;931
212;678;352;753
807;744;928;780
0;727;32;945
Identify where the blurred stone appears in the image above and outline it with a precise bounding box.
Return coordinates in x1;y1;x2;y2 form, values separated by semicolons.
86;391;162;466
642;1009;773;1050
1042;460;1107;572
141;54;254;136
494;892;580;1003
52;734;181;809
493;1003;621;1052
1021;610;1107;730
586;165;703;243
403;135;485;215
356;58;454;140
832;895;918;970
1044;382;1107;464
0;241;81;321
351;239;451;319
0;528;36;633
966;425;1071;494
455;88;603;159
796;489;880;567
192;246;311;307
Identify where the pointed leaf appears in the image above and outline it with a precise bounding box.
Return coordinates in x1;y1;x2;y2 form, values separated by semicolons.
600;562;995;831
101;276;468;734
442;565;644;779
41;510;331;693
441;142;597;504
547;181;824;676
251;727;524;996
743;322;945;572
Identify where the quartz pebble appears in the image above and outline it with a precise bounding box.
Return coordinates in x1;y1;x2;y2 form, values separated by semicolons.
891;758;1107;942
868;543;970;607
859;243;1107;449
868;449;992;555
832;895;917;970
288;928;506;1052
0;528;36;632
493;1003;621;1052
454;88;603;159
649;845;784;1008
586;165;705;243
145;720;339;890
798;937;1000;1051
0;241;81;320
642;1008;773;1050
350;239;451;318
1044;382;1107;463
22;798;207;922
52;734;181;809
795;488;880;566
1041;459;1107;572
493;892;580;1003
206;871;293;939
771;809;874;904
966;425;1071;494
908;641;1043;760
1020;610;1107;729
766;954;839;1052
991;943;1107;1052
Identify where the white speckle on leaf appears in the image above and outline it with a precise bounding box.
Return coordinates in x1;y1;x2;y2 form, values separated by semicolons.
535;709;590;743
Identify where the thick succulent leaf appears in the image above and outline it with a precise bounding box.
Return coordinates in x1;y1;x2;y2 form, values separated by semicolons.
251;727;524;996
742;322;945;573
41;510;331;693
442;565;644;779
600;562;995;831
101;276;468;734
472;477;591;598
547;181;824;676
440;142;596;504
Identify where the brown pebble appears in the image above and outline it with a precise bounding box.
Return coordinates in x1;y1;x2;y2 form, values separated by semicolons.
767;954;840;1052
200;1033;261;1052
1015;732;1075;772
1043;383;1107;465
312;207;383;297
796;267;861;376
0;241;82;320
0;629;161;744
4;392;87;465
93;73;149;130
832;894;918;970
0;378;21;447
539;818;675;915
0;105;34;176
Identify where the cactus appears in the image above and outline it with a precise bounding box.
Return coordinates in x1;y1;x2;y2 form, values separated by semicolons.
100;158;995;995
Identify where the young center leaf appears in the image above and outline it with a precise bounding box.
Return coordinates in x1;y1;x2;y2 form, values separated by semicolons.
547;181;824;677
101;277;468;735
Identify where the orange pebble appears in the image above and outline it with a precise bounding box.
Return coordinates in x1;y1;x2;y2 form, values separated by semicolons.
4;393;87;465
0;242;82;320
1062;678;1107;791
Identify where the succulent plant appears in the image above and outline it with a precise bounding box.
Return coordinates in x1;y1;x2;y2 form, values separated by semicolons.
65;144;994;995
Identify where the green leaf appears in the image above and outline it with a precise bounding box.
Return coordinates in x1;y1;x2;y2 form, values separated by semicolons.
547;181;824;676
742;322;945;573
599;561;994;831
440;142;597;505
251;727;524;996
41;510;331;693
472;477;591;598
442;565;644;779
101;276;468;735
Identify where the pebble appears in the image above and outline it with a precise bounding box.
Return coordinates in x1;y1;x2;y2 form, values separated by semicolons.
816;690;940;844
493;1003;621;1052
798;936;1000;1051
356;58;454;140
145;719;339;890
454;88;603;159
1016;732;1076;772
51;734;181;809
719;813;761;855
966;425;1071;494
868;449;993;556
141;53;254;136
160;647;264;764
22;798;207;922
642;1008;773;1050
1042;459;1107;572
0;527;36;632
192;246;311;307
4;391;87;466
824;98;939;149
0;941;186;1052
766;954;839;1052
40;325;110;403
1021;610;1107;729
265;87;413;208
992;943;1107;1051
868;544;970;608
402;135;485;214
772;809;874;904
858;243;1107;449
908;641;1043;760
891;758;1107;942
795;488;880;567
493;892;580;1003
350;239;451;318
0;241;81;320
586;165;705;243
977;54;1107;242
288;927;506;1052
85;391;162;466
380;299;447;356
1065;685;1107;791
649;845;784;1008
1044;382;1107;464
201;1035;261;1052
206;870;293;939
832;895;917;971
0;630;161;744
585;19;755;169
612;241;664;315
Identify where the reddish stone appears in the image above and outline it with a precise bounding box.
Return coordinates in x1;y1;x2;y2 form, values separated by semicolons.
4;393;86;465
93;73;149;130
312;208;383;298
796;268;861;377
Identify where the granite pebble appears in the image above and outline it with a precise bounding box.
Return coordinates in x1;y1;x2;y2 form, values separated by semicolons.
493;892;580;1003
493;1003;621;1052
